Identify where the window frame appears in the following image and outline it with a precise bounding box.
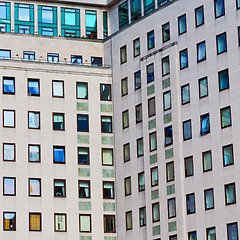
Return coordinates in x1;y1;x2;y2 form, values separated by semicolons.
147;30;155;50
3;177;16;196
79;214;92;233
134;70;141;90
220;106;231;129
28;144;41;163
206;227;216;240
181;84;190;105
139;206;146;227
3;76;15;95
149;131;157;152
77;114;89;132
103;215;116;233
54;213;67;232
137;137;144;157
29;212;42;232
179;48;188;70
125;211;132;231
218;68;229;91
162;55;170;77
79;180;91;199
186;193;196;215
123;143;130;162
52;112;65;131
167;197;176;219
53;146;66;164
135;103;142;124
122;110;129;129
100;83;112;101
178;14;187;35
148;97;156;117
3;143;16;162
200;113;210;135
151;166;159;187
163;90;171;111
152;202;160;223
3;109;15;128
78;147;90;165
27;78;40;96
124;176;131;196
52;80;64;98
121;77;128;97
76;82;88;100
138;171;145;192
227;222;239;240
28;111;40;130
54;179;66;198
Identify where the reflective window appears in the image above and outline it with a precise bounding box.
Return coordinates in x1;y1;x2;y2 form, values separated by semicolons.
227;222;238;240
71;55;82;64
147;63;154;83
135;103;142;123
131;0;141;22
3;143;15;161
126;211;132;230
54;179;66;197
168;198;176;218
180;49;188;69
166;161;175;182
28;111;40;129
225;183;236;205
178;14;186;35
217;32;227;54
76;82;88;99
165;125;173;146
29;145;40;162
104;215;116;233
152;203;160;222
162;22;170;42
52;80;64;98
80;214;91;232
204;188;214;210
149;131;157;152
139;207;146;227
163;91;171;111
122;110;129;129
202;151;212;172
123;143;130;162
199;77;208;98
151;167;158;186
195;6;204;27
221;106;231;128
218;69;229;91
143;0;155;15
120;45;127;64
223;144;234;166
23;51;35;60
188;231;197;240
3;77;15;94
186;193;195;214
137;138;144;157
28;79;40;96
148;97;156;117
29;178;41;196
101;116;112;133
3;212;16;231
121;77;128;96
47;53;59;63
103;11;108;38
86;10;97;39
0;2;11;33
77;114;89;132
102;148;113;166
147;30;155;50
200;113;210;135
214;0;225;18
91;56;102;66
118;1;129;29
185;156;194;177
138;172;145;191
183;120;192;141
53;146;65;164
103;181;114;199
134;70;141;90
3;177;16;195
78;147;89;165
207;227;216;240
197;41;206;62
79;180;90;198
124;177;131;196
0;49;10;59
133;37;140;57
3;110;15;128
162;56;170;76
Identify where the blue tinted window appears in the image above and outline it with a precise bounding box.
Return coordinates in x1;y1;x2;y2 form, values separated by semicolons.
0;49;10;59
78;147;89;165
214;0;225;18
219;69;229;91
77;114;89;132
147;30;154;50
200;114;210;135
3;77;15;94
180;49;188;69
178;14;186;35
28;79;40;95
217;32;227;54
195;6;204;27
147;63;154;83
53;146;65;163
101;116;112;133
165;125;173;146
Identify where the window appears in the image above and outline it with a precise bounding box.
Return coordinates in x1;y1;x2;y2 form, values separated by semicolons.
180;49;188;69
102;148;113;166
166;161;175;182
77;114;89;132
221;106;231;128
163;91;171;111
133;37;140;57
23;51;35;60
162;56;170;76
118;1;129;29
54;179;66;197
195;6;204;27
126;211;132;230
29;178;41;197
149;132;157;152
104;215;116;233
53;146;65;164
147;63;154;83
204;188;214;210
207;227;216;240
101;116;112;133
136;103;142;123
79;180;90;198
143;0;155;15
3;77;15;95
200;113;210;135
169;235;177;240
139;207;146;227
61;7;80;37
183;120;192;141
124;177;131;196
223;144;234;166
168;198;176;218
202;151;212;172
147;30;155;50
3;110;15;128
214;0;225;18
3;177;16;196
225;183;236;205
185;156;194;177
38;6;57;36
227;222;238;240
137;138;144;157
181;84;190;105
91;57;102;66
134;70;141;90
103;11;108;38
52;80;64;98
53;113;64;130
162;22;170;42
120;45;127;64
218;69;229;91
121;77;128;96
28;79;40;96
165;125;173;146
47;53;59;63
138;172;145;191
237;0;240;9
28;111;40;129
186;193;196;214
122;110;129;129
199;77;208;98
100;84;111;101
197;41;206;62
29;144;40;162
178;14;186;35
0;49;11;59
151;167;158;187
79;214;91;232
148;97;156;117
103;181;115;199
14;3;34;34
216;32;227;54
85;10;97;39
29;213;41;231
238;27;240;47
123;143;130;162
54;213;66;232
0;2;11;33
3;212;16;231
71;55;82;64
3;143;15;161
131;0;141;22
152;202;160;222
77;147;90;165
188;231;197;240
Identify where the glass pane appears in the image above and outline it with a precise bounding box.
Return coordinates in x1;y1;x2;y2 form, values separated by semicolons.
217;33;227;53
55;214;66;231
147;63;154;83
163;91;171;111
120;46;127;63
152;203;160;221
4;111;14;127
0;2;7;19
53;114;64;130
100;84;111;101
79;181;90;198
165;126;173;146
4;178;15;195
162;23;170;42
149;132;157;151
28;80;39;95
136;104;142;123
205;189;214;209
167;162;174;181
180;49;188;69
103;182;114;198
200;114;210;135
148;97;155;117
178;15;186;34
53;81;63;97
126;212;132;230
29;112;40;129
121;78;128;96
223;145;233;166
103;149;113;165
186;194;195;214
18;4;30;21
147;31;155;49
42;6;53;24
80;215;91;232
54;180;65;196
138;173;145;191
119;1;129;29
124;144;130;162
3;212;16;230
215;0;225;17
219;69;229;90
181;84;190;104
65;9;76;25
196;6;204;26
78;147;89;165
29;179;41;196
197;42;206;62
3;78;15;94
71;55;82;64
0;50;11;59
207;228;216;240
77;115;89;132
134;38;140;57
225;184;236;204
185;157;193;177
199;77;208;98
137;138;144;157
134;71;141;90
162;56;170;76
227;223;238;240
125;178;131;195
54;147;65;163
151;168;158;186
168;198;176;218
29;145;40;162
183;120;192;140
221;107;231;128
203;151;212;171
4;144;15;161
101;116;112;133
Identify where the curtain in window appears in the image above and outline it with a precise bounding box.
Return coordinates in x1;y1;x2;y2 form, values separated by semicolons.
164;92;171;110
29;145;40;162
104;182;114;198
30;179;40;195
80;215;91;232
30;214;41;230
199;78;208;97
79;181;89;197
103;149;113;165
4;213;16;230
55;181;65;196
4;144;14;160
55;215;66;231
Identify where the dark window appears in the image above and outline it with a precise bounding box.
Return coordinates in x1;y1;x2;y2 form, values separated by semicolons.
47;53;59;63
100;84;111;101
91;57;102;66
183;120;192;141
139;207;146;227
162;22;170;42
77;114;89;132
78;147;89;165
204;188;214;210
53;113;64;130
216;32;227;54
152;202;160;222
120;45;127;64
54;179;66;197
186;193;195;214
151;167;158;187
178;14;186;35
3;212;16;231
147;30;155;50
101;116;112;133
227;222;238;240
148;97;156;117
118;1;129;29
121;77;128;96
23;51;35;60
133;37;140;57
143;0;155;15
181;84;190;104
185;156;194;177
166;161;175;182
123;143;130;162
103;181;115;199
214;0;225;18
223;144;234;167
188;231;197;240
135;103;142;123
169;235;177;240
53;146;65;164
225;183;236;205
28;79;40;96
197;41;206;62
134;70;141;90
199;77;208;98
125;211;132;230
104;215;116;233
202;151;212;172
162;56;170;76
147;63;154;83
137;138;144;157
200;113;210;135
3;77;15;94
165;125;173;146
149;131;157;152
218;69;229;91
221;106;231;128
130;0;141;22
180;49;188;69
138;172;145;191
207;227;216;240
195;6;204;27
168;198;176;218
79;180;90;198
122;110;129;129
71;55;82;64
